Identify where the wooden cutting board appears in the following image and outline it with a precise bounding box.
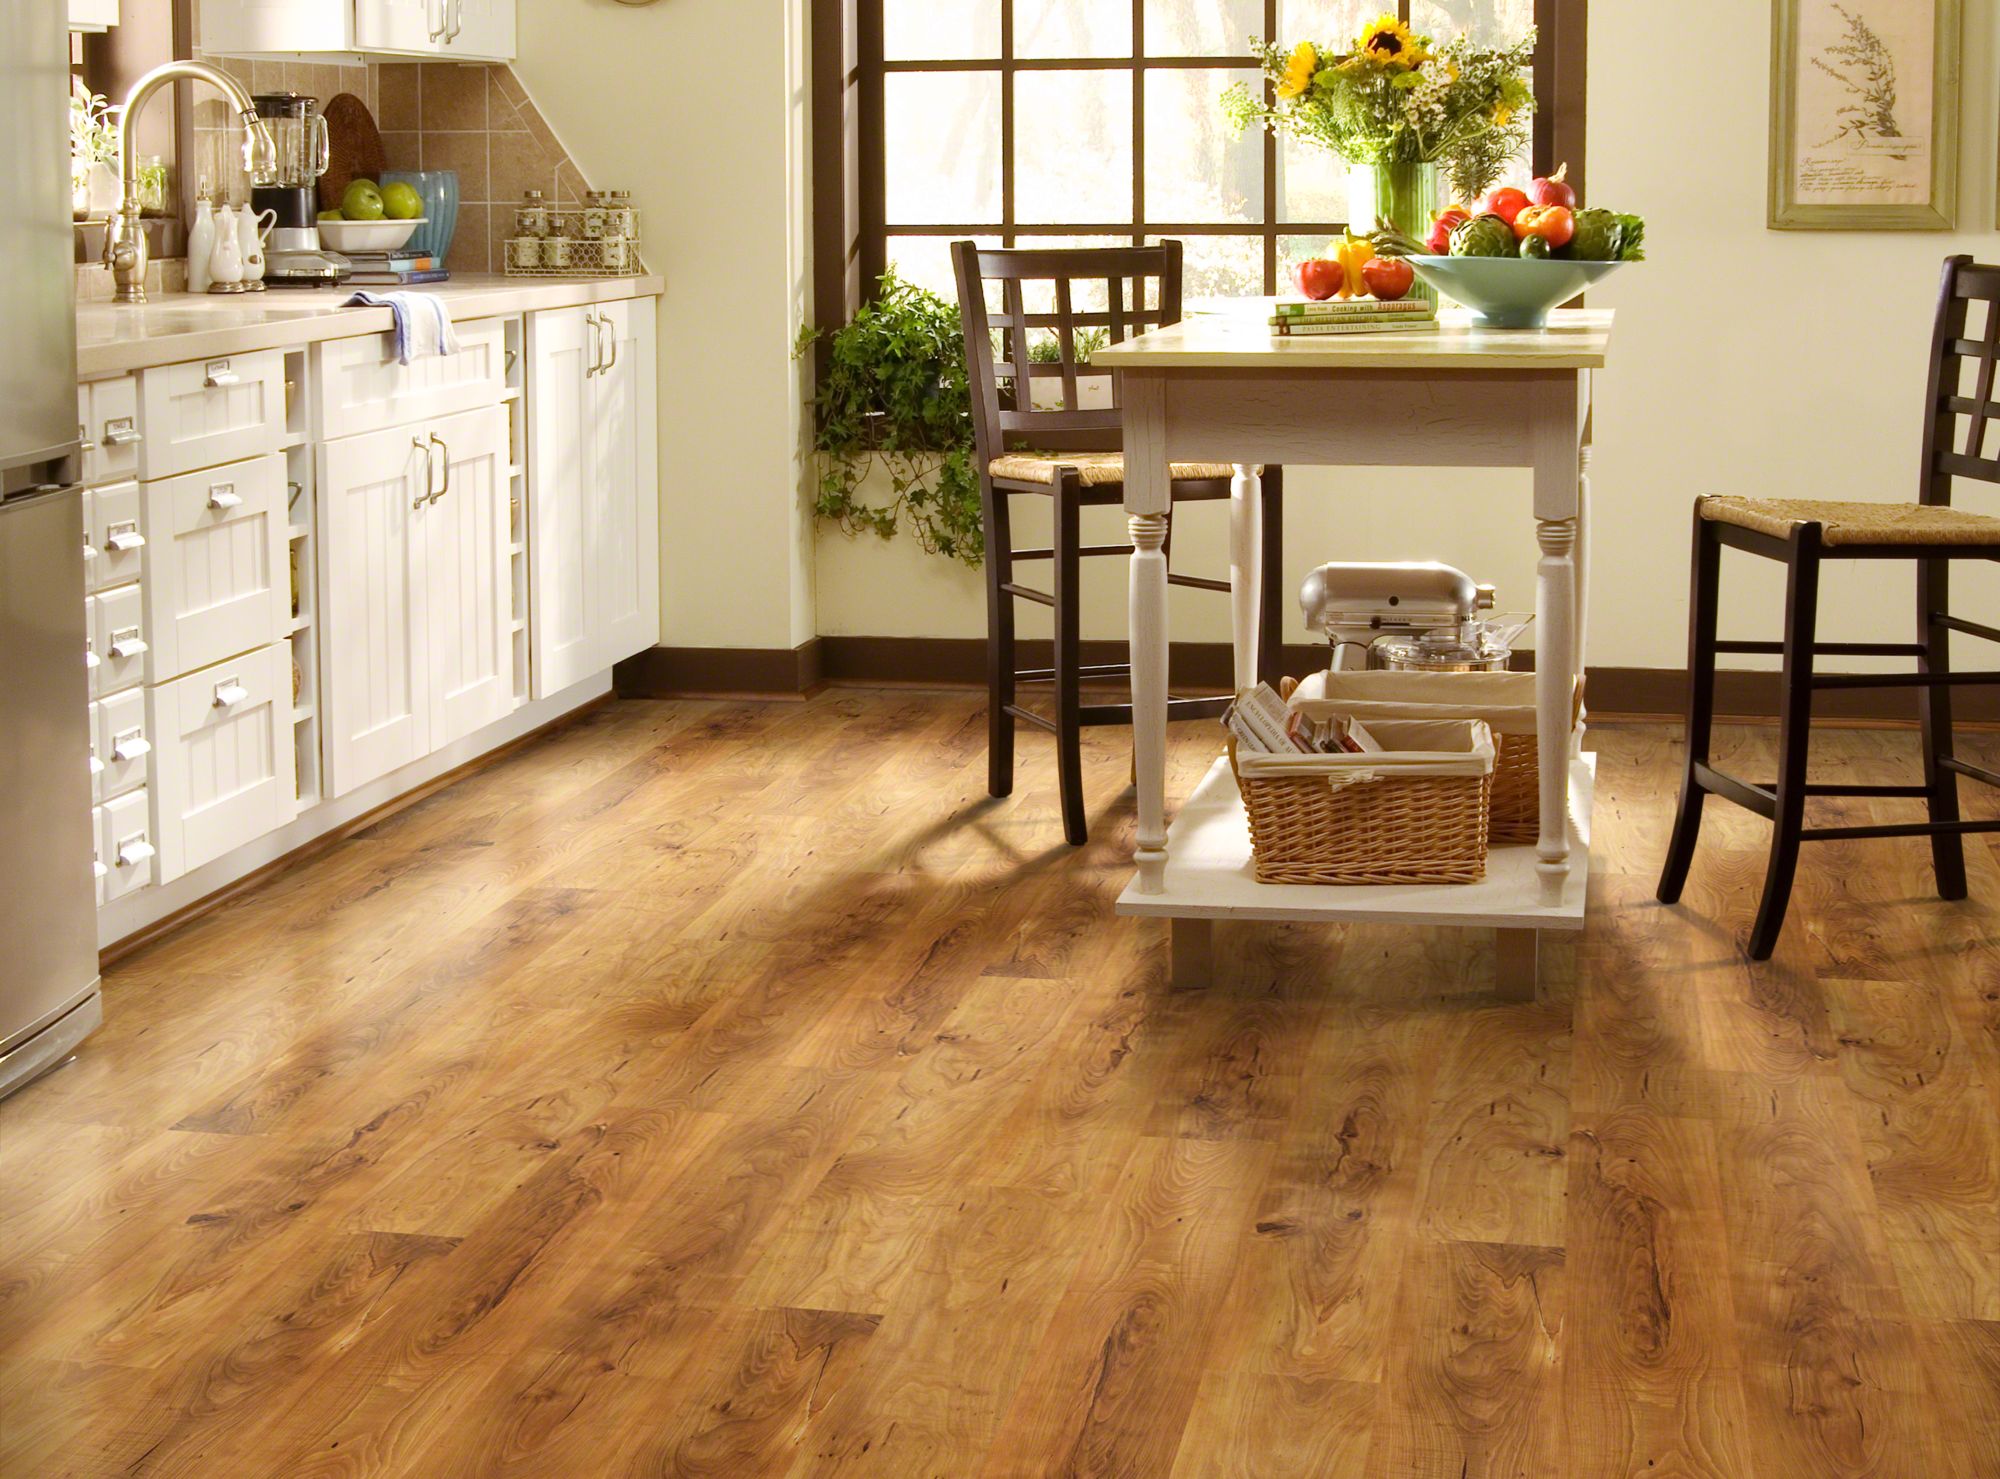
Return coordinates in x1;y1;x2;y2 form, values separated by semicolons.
319;93;387;211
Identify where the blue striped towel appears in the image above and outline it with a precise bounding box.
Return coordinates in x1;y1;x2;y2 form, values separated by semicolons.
344;290;460;364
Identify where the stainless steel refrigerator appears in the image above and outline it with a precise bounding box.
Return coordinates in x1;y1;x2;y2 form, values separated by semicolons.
0;0;104;1099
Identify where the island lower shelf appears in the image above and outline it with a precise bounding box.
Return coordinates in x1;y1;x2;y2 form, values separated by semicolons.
1115;749;1595;930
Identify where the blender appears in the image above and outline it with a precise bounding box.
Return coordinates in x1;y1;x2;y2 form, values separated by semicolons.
250;93;346;288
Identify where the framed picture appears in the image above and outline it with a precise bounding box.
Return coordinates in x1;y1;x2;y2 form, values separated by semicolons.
1769;0;1960;229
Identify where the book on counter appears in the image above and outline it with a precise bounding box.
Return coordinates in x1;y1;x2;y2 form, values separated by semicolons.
340;251;439;272
345;268;451;286
1275;315;1438;336
1273;296;1432;318
1270;297;1436;335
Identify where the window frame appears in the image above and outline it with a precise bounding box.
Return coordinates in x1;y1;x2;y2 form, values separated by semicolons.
815;0;1587;319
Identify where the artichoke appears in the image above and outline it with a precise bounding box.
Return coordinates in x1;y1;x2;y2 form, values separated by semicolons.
1448;213;1516;259
1518;234;1552;260
1567;208;1624;261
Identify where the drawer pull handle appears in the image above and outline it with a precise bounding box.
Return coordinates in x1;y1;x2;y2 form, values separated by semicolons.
94;857;109;881
106;524;145;552
213;680;249;708
90;753;105;776
116;836;155;868
80;439;98;454
428;434;451;504
103;419;141;446
412;437;434;510
207;485;242;511
109;628;147;659
83;539;97;562
85;646;100;670
112;730;151;762
203;362;239;389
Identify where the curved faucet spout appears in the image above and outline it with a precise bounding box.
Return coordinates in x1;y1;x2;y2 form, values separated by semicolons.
106;61;279;305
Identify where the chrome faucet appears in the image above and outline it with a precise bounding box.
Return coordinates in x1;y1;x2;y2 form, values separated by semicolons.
105;61;277;305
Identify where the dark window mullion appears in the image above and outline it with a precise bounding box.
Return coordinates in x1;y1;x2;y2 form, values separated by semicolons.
1262;0;1279;292
1000;0;1015;248
1131;0;1145;251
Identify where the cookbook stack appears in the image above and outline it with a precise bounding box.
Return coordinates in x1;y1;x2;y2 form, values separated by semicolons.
1269;298;1436;336
343;250;446;287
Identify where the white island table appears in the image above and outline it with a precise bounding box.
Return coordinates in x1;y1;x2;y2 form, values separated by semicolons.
1095;307;1613;996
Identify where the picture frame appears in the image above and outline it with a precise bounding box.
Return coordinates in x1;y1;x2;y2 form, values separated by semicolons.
1769;0;1960;230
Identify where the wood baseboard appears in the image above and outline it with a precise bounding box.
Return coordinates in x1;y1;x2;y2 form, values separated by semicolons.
613;638;2000;724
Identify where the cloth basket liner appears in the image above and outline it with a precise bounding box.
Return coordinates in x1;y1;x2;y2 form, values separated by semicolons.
1289;669;1547;734
1234;719;1495;789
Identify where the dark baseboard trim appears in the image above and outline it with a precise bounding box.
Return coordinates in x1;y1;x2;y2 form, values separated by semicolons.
616;637;2000;724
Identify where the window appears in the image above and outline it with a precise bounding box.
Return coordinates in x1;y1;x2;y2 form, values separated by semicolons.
820;0;1583;313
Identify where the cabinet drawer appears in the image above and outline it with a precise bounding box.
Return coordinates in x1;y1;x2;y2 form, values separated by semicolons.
99;787;157;903
140;454;289;681
81;375;142;486
138;350;285;480
95;689;152;803
92;583;149;697
88;479;146;593
149;643;297;883
315;319;505;440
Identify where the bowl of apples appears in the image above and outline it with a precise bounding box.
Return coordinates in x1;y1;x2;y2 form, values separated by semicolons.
1382;166;1643;330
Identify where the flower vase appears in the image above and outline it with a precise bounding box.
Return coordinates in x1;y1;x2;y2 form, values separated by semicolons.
1347;160;1440;305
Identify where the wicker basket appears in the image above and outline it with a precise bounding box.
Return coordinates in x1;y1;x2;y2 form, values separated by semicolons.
1231;719;1494;886
1282;671;1578;846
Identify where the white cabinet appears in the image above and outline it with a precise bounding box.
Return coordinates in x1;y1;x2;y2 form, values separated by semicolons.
149;644;297;881
527;298;658;699
137;351;285;481
199;0;514;61
318;404;511;798
69;0;119;31
139;454;290;682
315;319;505;440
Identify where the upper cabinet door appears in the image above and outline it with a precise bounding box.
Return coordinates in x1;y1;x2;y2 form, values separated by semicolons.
526;307;598;700
317;424;431;798
353;0;445;54
423;405;513;751
440;0;514;61
590;298;660;671
202;0;513;58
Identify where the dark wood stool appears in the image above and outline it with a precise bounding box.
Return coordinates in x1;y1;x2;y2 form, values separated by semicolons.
951;240;1285;846
1657;254;2000;958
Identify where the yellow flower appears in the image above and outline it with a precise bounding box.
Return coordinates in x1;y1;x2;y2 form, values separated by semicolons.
1492;102;1513;125
1277;41;1317;99
1355;13;1427;69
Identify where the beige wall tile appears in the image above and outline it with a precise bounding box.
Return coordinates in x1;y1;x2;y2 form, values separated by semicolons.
422;132;489;202
420;63;486;132
487;131;557;210
381;131;424;172
377;64;421;132
448;203;490;274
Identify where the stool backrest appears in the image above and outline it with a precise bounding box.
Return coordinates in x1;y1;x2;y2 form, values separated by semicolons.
1924;255;2000;503
951;240;1184;461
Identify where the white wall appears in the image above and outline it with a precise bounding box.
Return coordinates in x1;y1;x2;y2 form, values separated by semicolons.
516;1;1998;669
514;0;816;653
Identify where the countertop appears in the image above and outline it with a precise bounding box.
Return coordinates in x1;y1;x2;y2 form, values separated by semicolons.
76;272;666;377
1094;306;1612;371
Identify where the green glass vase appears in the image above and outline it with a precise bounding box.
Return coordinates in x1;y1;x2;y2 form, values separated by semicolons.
1346;160;1441;306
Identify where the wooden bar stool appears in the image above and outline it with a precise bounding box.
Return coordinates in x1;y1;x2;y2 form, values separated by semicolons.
1657;254;2000;958
951;240;1285;846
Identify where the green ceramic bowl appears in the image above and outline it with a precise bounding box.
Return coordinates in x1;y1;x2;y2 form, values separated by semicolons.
1405;255;1624;329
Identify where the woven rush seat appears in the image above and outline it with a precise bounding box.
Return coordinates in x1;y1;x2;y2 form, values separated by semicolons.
1701;495;2000;547
989;451;1236;487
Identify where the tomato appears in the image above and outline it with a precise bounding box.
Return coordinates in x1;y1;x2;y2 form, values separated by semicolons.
1481;186;1530;226
1512;204;1575;249
1295;258;1343;301
1360;255;1415;301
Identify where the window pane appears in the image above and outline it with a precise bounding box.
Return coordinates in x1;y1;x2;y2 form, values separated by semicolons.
1144;68;1262;223
885;72;1002;225
884;0;1000;60
1165;234;1262;301
1411;0;1535;44
1015;70;1133;226
1143;0;1260;57
1276;0;1375;44
885;235;990;305
1014;0;1132;58
1279;132;1348;222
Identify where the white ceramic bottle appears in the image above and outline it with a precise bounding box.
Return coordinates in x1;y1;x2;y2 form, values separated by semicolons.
236;204;267;285
186;183;215;294
207;206;243;288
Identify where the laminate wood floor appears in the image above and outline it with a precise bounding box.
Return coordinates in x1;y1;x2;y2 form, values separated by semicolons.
3;692;1997;1478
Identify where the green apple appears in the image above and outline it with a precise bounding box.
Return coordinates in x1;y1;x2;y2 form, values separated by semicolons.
381;181;423;220
340;179;386;222
317;209;343;221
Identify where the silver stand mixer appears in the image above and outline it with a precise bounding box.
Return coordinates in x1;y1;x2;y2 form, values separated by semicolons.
1300;561;1529;672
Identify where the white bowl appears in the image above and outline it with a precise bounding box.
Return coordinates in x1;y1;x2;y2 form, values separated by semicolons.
316;217;426;253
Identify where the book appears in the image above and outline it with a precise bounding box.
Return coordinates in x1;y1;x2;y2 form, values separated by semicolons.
340;252;439;271
1224;683;1309;755
1275;317;1439;336
345;269;451;286
1274;297;1433;318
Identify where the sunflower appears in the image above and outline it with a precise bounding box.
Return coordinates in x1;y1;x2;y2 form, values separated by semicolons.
1355;13;1426;69
1276;41;1318;99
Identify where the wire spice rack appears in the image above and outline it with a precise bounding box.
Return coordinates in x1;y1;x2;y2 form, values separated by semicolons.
504;206;644;278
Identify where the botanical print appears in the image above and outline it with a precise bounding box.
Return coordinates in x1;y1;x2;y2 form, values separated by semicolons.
1791;0;1936;206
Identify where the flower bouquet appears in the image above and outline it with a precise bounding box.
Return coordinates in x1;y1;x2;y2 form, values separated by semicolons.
1222;13;1535;241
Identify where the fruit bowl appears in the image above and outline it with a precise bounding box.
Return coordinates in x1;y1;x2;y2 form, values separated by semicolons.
1404;255;1623;329
316;217;426;254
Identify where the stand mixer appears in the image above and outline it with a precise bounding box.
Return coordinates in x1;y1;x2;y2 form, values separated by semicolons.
1299;561;1530;672
250;93;347;288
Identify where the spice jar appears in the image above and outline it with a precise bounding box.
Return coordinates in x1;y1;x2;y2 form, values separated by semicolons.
507;236;543;271
579;190;608;240
544;235;572;270
607;190;637;240
598;235;629;272
515;189;549;238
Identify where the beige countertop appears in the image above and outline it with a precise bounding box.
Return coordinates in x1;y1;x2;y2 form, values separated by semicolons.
1095;306;1612;371
76;272;666;377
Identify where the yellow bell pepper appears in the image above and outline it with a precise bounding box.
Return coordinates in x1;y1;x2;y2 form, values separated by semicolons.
1331;232;1376;299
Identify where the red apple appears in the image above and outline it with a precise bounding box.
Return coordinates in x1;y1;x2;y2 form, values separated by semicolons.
1481;186;1530;226
1360;255;1415;301
1526;162;1577;211
1296;258;1343;301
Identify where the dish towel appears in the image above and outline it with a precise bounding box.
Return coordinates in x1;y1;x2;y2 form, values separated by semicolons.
344;290;460;364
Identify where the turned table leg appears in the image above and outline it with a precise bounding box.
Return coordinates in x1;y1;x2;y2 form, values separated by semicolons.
1229;464;1263;694
1124;372;1172;895
1532;376;1586;908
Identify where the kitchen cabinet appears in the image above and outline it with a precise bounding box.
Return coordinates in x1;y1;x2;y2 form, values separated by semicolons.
318;404;511;798
68;0;119;31
149;643;297;881
198;0;514;62
526;298;658;699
